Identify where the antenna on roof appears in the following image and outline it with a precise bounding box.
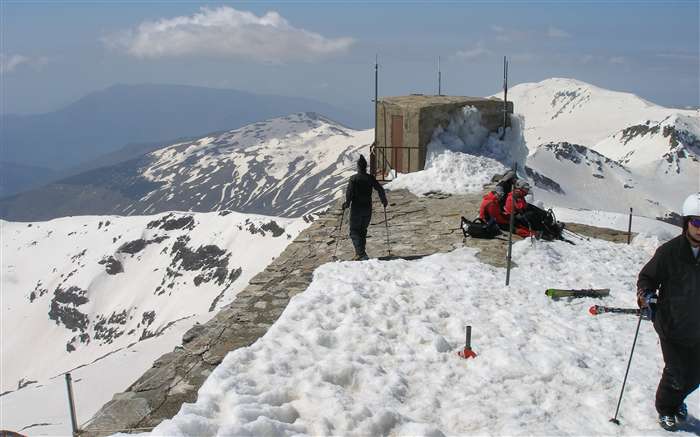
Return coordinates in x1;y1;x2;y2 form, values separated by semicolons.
500;56;509;140
438;56;442;96
374;54;379;144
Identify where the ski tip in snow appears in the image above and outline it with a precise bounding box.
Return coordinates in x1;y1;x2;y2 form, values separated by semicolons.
545;288;611;299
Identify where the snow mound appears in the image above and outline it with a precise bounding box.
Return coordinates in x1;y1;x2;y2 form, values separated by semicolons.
141;231;697;436
385;106;527;195
386;151;507;195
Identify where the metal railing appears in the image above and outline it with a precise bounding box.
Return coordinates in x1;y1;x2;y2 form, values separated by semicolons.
371;143;422;182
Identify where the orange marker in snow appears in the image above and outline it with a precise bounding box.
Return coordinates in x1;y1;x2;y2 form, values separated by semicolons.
458;325;477;359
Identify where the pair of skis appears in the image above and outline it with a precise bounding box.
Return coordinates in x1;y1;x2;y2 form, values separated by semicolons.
545;288;641;317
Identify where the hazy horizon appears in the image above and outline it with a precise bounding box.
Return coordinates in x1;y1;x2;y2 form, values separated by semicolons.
2;1;698;116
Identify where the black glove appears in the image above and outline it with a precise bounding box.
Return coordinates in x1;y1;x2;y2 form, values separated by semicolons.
382;199;388;208
637;289;657;321
637;289;656;308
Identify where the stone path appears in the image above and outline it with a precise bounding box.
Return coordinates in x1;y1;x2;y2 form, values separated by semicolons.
84;187;631;435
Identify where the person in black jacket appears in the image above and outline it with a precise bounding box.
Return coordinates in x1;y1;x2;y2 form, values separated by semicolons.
637;192;700;431
342;155;388;260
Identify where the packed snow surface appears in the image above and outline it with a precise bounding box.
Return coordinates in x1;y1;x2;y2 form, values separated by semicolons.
386;106;526;195
133;220;696;436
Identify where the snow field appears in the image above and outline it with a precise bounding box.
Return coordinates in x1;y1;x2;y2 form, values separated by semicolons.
142;232;697;436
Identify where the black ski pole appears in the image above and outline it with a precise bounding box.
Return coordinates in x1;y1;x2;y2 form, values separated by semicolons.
332;206;346;260
505;164;517;286
383;205;391;257
610;311;644;425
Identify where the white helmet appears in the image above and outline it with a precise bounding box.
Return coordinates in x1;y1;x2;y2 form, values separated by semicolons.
682;192;700;217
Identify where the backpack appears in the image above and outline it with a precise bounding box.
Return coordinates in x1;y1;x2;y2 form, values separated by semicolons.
461;217;501;239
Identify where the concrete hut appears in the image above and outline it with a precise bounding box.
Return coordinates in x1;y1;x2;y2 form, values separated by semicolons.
371;95;514;179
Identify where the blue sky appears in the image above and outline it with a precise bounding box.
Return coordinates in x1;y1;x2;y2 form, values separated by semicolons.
2;0;698;120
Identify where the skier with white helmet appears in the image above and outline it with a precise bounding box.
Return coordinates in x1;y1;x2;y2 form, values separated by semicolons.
637;192;700;431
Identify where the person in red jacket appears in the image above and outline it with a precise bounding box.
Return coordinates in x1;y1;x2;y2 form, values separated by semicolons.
504;180;537;237
479;186;509;226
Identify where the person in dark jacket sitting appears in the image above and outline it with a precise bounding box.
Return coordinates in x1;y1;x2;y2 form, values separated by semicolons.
637;192;700;431
342;155;388;260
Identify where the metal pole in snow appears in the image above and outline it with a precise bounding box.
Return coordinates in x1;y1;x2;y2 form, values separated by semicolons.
506;164;517;286
610;312;644;425
627;208;633;244
65;372;79;437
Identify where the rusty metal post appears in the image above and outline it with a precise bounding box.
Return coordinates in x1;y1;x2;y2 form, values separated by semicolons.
627;208;633;244
65;372;79;437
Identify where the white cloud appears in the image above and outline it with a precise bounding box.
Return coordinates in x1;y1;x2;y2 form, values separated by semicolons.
453;43;492;61
0;53;48;73
547;26;571;39
609;56;627;65
0;54;28;73
104;6;354;63
655;52;699;62
490;25;531;43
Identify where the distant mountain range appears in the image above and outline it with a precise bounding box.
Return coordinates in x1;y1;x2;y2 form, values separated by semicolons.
3;78;697;222
0;83;364;196
0;113;372;221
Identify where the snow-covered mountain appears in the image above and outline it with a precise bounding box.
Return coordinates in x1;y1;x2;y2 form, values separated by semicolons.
0;113;372;221
525;142;688;221
136;112;370;217
488;78;699;219
500;77;698;151
0;211;306;428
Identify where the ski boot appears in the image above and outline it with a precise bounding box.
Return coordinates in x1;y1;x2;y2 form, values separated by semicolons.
676;403;688;423
658;414;677;431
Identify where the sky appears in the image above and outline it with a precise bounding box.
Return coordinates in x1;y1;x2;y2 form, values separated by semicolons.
1;0;699;120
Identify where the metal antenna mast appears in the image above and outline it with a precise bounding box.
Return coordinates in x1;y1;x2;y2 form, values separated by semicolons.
438;56;442;96
500;56;509;140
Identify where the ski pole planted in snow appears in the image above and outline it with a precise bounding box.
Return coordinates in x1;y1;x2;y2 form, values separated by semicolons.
610;312;644;425
457;325;477;359
65;372;80;437
332;206;346;260
505;165;517;286
383;205;391;257
627;208;633;245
